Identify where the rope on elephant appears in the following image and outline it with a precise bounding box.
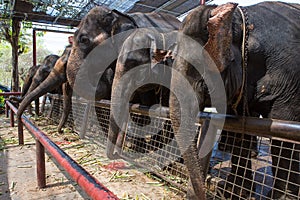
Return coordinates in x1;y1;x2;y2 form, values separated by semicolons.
232;6;250;121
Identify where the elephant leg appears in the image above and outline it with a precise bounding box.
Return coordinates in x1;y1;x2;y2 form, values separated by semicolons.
58;83;72;133
34;98;39;116
106;116;122;159
267;140;300;199
47;97;54;118
27;104;33;115
40;95;47;114
218;133;255;199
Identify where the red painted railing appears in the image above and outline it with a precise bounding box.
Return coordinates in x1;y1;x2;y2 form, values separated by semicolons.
5;100;119;200
0;92;22;96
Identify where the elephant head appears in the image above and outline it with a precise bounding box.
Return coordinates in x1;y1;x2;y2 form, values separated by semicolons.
27;54;60;95
21;65;40;97
9;64;40;103
113;29;177;97
17;46;72;119
67;6;137;101
67;6;180;101
174;3;243;112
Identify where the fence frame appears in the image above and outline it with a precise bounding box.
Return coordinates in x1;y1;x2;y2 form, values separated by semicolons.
4;97;119;200
6;93;300;199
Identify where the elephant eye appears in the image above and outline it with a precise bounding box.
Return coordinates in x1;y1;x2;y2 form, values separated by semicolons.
79;35;90;45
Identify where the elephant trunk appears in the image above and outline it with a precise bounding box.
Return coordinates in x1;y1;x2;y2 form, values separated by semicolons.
67;46;95;100
67;45;112;101
17;70;66;119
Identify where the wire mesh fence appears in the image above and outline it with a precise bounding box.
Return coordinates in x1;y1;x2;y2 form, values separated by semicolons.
45;94;300;199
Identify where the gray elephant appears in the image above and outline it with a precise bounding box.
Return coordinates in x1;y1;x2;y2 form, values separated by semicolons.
11;54;59;115
67;6;180;101
109;28;178;155
65;6;180;156
10;64;40;115
170;2;300;199
17;46;71;133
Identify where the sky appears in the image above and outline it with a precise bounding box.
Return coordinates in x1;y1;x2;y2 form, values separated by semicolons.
43;32;73;55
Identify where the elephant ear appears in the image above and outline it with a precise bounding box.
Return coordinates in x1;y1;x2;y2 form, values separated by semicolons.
96;9;117;28
149;33;171;72
204;3;238;72
111;10;136;35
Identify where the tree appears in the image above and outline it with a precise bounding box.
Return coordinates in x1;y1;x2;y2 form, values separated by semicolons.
0;26;51;88
0;19;28;91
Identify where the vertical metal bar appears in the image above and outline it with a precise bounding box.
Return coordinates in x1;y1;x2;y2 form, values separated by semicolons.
80;102;91;139
18;120;24;145
5;100;9;118
36;139;46;188
200;0;205;5
197;120;213;179
10;106;14;127
35;98;39;116
32;29;37;67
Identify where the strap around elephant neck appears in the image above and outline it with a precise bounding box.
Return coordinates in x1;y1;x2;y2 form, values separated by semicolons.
232;6;249;117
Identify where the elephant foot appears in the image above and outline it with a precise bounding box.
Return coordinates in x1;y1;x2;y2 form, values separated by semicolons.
57;128;64;134
216;174;256;200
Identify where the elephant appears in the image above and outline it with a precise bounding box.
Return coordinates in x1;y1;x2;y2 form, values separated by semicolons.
66;6;180;101
65;6;180;157
11;54;59;115
109;28;178;155
169;2;300;199
17;46;71;133
10;64;40;115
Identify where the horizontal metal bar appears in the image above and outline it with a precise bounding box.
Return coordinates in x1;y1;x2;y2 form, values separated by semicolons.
0;92;22;96
198;112;300;143
33;28;75;34
46;94;300;142
6;101;119;200
6;100;18;114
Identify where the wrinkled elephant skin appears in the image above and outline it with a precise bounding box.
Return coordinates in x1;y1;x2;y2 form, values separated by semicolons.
67;6;181;102
170;2;300;199
17;46;72;134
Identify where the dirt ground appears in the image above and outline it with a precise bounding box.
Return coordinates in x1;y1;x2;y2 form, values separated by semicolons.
0;114;185;200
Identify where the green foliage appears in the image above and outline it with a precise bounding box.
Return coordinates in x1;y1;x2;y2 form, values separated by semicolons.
0;32;52;86
0;89;4;109
0;19;31;56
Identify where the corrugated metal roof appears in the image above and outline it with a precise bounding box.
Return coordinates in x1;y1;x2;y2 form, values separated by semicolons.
0;0;213;28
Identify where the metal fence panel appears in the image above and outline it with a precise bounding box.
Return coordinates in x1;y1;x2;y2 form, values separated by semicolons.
46;94;300;199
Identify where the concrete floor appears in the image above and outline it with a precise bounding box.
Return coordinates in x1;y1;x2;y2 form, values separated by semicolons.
0;116;88;200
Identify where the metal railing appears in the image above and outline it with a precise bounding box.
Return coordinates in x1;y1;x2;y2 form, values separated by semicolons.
4;99;119;200
46;94;300;200
5;93;299;199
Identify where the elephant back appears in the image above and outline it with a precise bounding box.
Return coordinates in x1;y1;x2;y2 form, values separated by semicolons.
129;12;180;31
